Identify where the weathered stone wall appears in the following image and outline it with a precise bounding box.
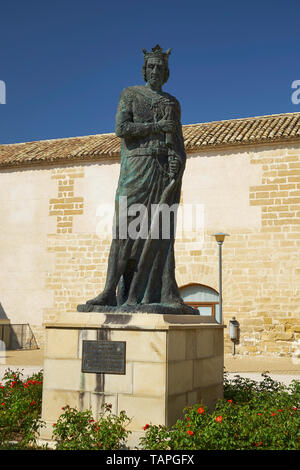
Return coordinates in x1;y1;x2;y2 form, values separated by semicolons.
0;142;299;356
176;143;300;357
0;167;57;346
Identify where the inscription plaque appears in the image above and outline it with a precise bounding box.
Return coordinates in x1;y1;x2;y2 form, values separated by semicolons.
82;340;126;375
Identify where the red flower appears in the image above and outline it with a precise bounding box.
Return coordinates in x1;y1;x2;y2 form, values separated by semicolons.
271;412;277;416
257;413;262;416
227;399;233;403
143;424;150;430
1;402;5;406
89;419;95;423
24;379;38;387
197;407;205;414
30;401;36;406
52;423;56;427
215;416;223;423
186;417;190;421
187;430;194;436
278;409;283;412
256;442;263;447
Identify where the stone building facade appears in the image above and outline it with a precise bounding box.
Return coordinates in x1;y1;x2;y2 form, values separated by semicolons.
0;111;300;358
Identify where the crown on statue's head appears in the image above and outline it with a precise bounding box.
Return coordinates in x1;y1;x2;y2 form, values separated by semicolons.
142;44;171;63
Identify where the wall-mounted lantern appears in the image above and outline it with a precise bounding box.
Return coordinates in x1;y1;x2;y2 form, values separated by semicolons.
229;316;240;355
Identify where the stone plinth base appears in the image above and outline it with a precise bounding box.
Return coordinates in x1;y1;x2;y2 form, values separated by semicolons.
77;302;199;315
39;312;225;448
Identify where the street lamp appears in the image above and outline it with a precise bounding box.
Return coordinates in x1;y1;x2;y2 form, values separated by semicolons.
211;232;230;324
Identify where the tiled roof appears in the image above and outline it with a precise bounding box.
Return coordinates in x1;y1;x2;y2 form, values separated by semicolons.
1;112;300;168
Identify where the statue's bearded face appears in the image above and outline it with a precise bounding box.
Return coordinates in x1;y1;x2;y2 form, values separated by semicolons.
145;57;166;89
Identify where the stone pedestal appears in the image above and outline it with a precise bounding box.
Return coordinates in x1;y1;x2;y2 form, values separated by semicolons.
39;312;225;448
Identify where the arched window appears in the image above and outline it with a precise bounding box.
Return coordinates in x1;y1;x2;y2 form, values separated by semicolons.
180;283;219;319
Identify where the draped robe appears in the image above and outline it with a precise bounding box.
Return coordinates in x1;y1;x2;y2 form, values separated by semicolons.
109;85;186;307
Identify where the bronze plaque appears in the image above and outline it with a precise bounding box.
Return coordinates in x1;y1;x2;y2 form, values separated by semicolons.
81;340;126;375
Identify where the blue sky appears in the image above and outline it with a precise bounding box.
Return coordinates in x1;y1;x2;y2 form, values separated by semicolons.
1;0;300;144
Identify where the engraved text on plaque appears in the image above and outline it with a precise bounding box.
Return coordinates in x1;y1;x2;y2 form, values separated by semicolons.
82;340;126;375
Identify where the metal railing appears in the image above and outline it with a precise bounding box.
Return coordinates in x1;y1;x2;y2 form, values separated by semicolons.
0;323;38;350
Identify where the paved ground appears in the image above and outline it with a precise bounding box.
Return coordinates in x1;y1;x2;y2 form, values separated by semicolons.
0;347;299;385
0;348;45;380
225;355;300;385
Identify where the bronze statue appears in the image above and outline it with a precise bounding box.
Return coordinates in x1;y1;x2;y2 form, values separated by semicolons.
78;45;197;314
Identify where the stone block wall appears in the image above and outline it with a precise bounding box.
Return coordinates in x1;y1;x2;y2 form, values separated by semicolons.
175;143;300;357
0;142;299;357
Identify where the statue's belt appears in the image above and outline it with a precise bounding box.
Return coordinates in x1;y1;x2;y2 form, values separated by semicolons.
125;146;170;157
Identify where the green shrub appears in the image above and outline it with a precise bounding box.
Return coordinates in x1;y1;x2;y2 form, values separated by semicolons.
52;403;131;450
0;368;45;448
2;368;299;451
140;373;300;450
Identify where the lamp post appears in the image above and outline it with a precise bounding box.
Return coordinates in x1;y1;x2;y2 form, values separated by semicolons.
211;232;230;324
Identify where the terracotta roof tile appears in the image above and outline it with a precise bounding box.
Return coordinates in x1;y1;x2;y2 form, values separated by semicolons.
1;112;300;168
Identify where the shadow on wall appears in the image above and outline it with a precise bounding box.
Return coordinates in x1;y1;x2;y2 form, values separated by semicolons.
0;303;9;320
0;302;38;350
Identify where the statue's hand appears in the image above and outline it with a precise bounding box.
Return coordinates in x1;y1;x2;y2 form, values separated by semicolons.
157;119;176;134
169;155;181;177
